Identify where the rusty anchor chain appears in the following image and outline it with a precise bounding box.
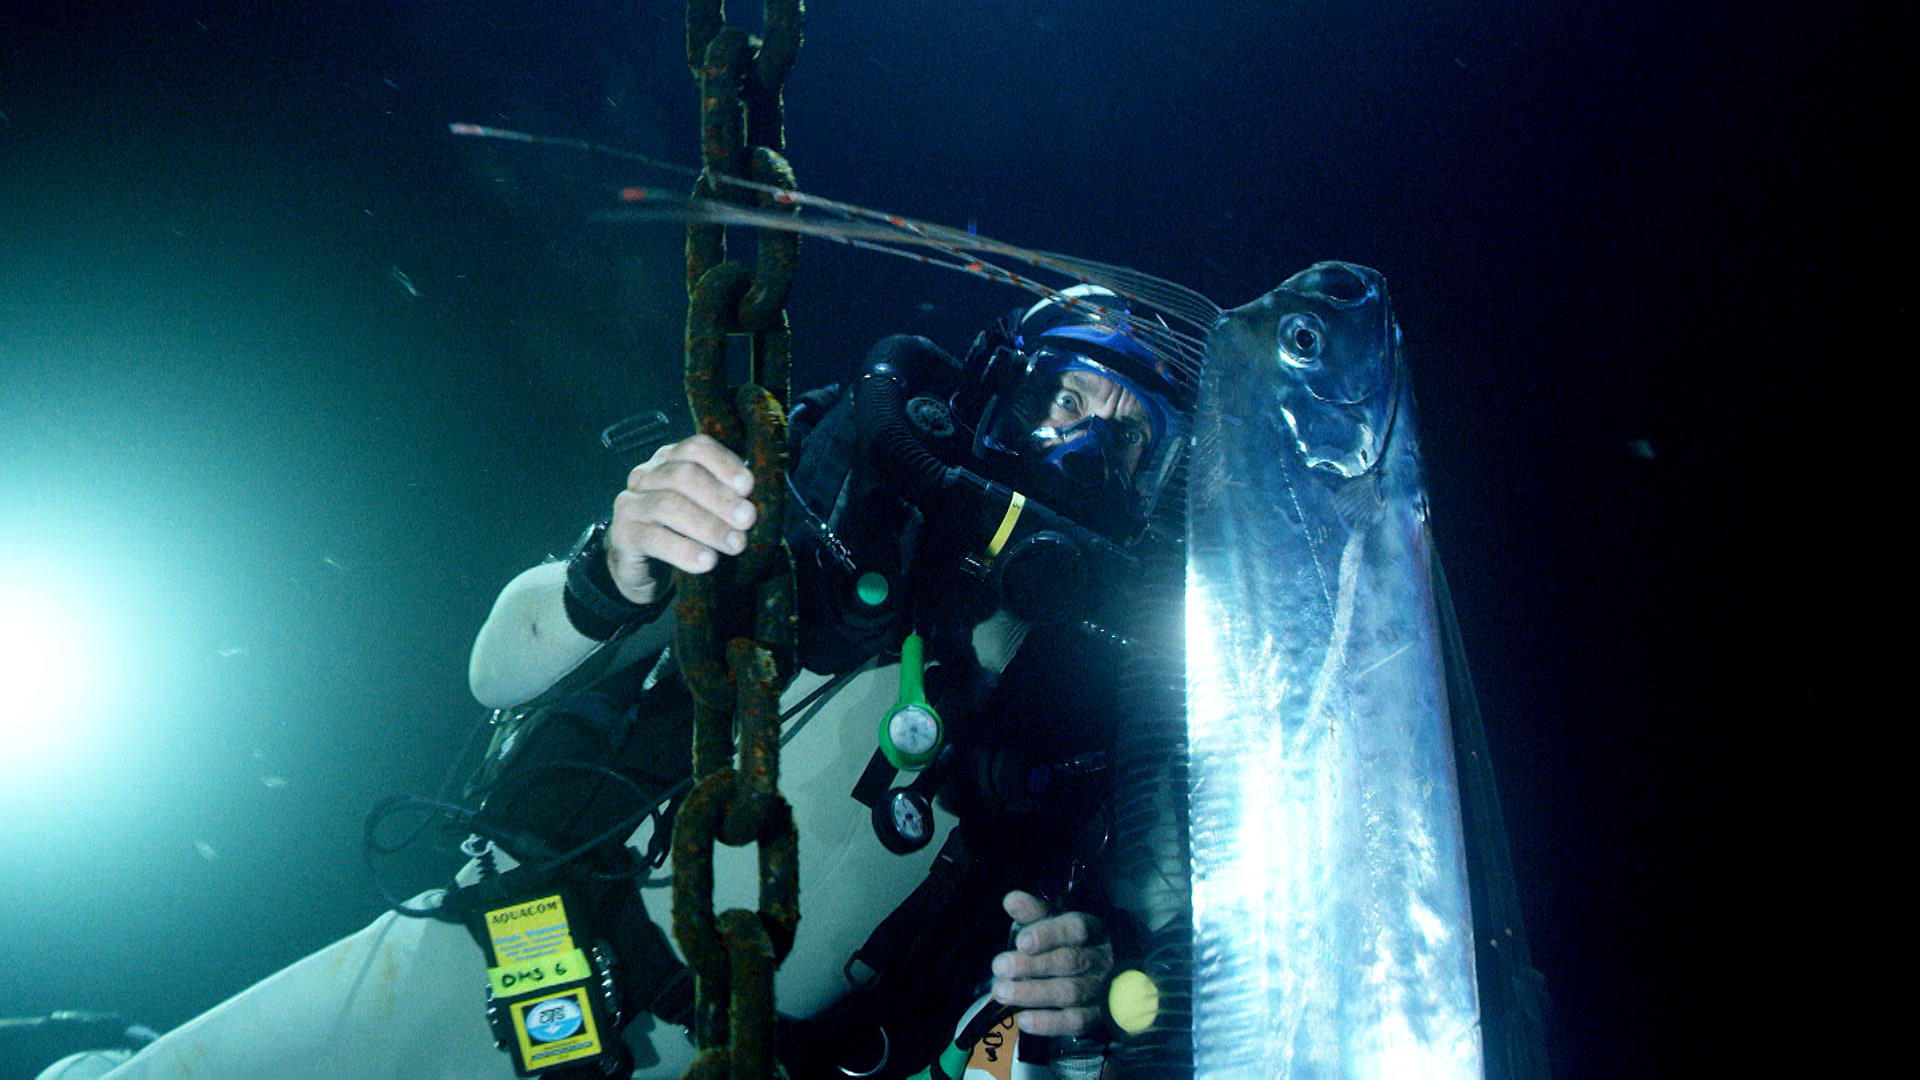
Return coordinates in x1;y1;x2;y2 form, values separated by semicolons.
671;3;805;1078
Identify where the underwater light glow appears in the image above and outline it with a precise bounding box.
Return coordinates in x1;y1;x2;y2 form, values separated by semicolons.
0;561;117;777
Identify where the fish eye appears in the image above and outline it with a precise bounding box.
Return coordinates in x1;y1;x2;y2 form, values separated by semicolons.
1277;313;1324;367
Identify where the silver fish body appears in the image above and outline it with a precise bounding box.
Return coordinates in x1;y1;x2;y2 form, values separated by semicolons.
1186;263;1482;1077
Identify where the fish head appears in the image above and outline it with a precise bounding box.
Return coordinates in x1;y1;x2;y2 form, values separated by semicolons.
1209;261;1402;478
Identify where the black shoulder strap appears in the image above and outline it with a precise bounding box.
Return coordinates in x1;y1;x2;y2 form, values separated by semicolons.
842;827;975;989
788;381;857;525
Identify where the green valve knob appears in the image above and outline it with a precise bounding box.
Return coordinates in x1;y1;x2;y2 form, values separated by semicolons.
879;632;943;771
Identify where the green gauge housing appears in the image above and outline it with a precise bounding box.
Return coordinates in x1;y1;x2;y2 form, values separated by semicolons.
879;632;944;771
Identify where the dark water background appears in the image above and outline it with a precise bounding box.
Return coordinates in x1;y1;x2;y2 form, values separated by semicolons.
2;1;1884;1076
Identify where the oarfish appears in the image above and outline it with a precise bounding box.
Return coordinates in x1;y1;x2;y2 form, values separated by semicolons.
1186;263;1481;1077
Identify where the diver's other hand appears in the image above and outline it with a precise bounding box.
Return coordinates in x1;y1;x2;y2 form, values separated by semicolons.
607;433;757;604
990;890;1114;1037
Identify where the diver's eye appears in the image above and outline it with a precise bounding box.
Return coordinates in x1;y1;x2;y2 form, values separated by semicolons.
1051;389;1081;415
1277;314;1324;367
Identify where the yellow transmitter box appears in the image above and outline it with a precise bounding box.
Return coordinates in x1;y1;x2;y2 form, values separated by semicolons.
476;891;618;1076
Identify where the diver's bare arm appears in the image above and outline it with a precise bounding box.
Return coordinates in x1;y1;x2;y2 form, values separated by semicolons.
467;435;757;710
467;560;673;710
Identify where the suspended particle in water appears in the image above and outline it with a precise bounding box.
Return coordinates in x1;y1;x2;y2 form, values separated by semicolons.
387;265;420;298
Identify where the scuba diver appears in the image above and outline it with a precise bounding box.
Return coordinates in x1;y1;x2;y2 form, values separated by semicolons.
90;286;1192;1080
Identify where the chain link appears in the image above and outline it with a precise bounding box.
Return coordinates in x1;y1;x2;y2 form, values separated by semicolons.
673;3;805;1078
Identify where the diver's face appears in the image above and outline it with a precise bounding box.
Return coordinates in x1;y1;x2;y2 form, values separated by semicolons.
1040;370;1153;476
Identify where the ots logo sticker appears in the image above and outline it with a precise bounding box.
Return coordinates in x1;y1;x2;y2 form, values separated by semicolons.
523;996;585;1043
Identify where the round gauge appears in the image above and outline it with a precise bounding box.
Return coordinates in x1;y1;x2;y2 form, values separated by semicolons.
889;790;928;842
874;787;934;854
888;704;940;758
